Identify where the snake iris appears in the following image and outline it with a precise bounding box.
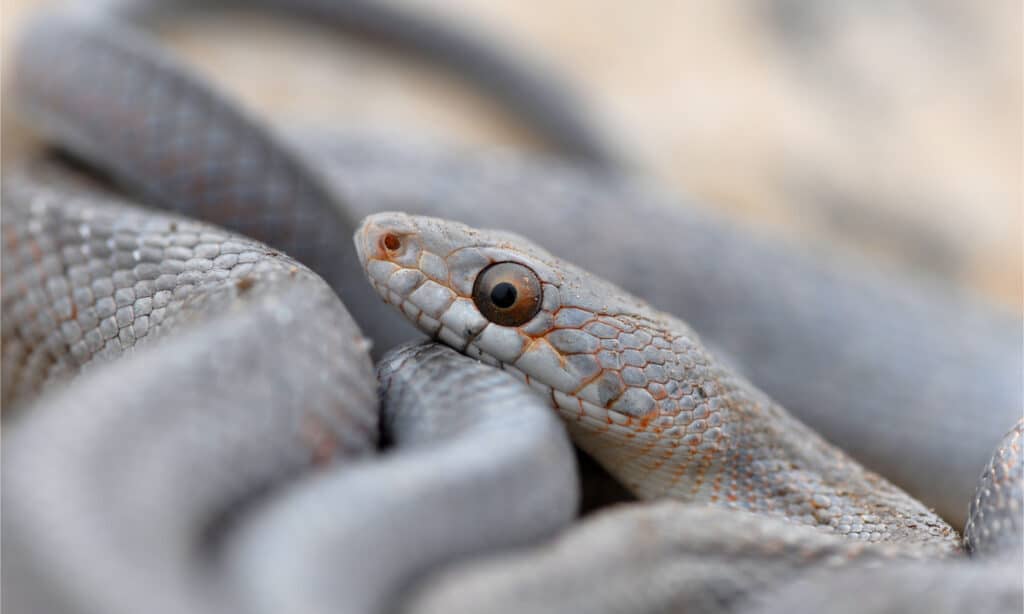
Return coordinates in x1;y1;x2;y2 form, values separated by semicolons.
355;212;959;553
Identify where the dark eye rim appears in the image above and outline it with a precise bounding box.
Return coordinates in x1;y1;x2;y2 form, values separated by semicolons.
472;261;542;326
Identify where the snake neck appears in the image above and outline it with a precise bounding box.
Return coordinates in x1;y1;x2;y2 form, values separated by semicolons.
502;310;959;553
351;214;960;552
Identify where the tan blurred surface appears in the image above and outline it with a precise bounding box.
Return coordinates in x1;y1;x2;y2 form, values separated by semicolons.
3;0;1020;308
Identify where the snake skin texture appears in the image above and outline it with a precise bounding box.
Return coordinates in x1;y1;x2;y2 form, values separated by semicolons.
312;131;1022;527
1;167;368;413
11;0;622;352
402;502;927;614
399;418;1024;614
227;341;579;614
11;7;406;351
746;560;1023;614
12;0;1019;527
1;173;378;614
355;212;959;553
964;419;1024;556
6;2;1023;612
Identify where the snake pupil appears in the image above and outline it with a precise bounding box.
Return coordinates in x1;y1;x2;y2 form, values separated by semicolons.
490;282;517;308
472;262;542;326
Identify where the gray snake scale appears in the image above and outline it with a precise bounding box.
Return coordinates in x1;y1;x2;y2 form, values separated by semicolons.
2;2;1022;614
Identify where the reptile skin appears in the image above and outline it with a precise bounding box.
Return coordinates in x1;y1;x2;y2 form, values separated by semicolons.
403;422;1024;614
1;173;378;614
355;212;959;553
5;2;1023;613
964;420;1024;556
11;0;620;353
404;503;924;614
12;1;1020;527
313;131;1021;527
0;171;579;614
228;341;578;614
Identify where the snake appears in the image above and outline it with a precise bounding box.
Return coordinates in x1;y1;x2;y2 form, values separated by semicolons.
14;0;1019;517
307;131;1021;526
354;212;1023;613
3;1;1022;613
1;170;377;614
1;168;580;614
226;340;578;614
354;211;961;550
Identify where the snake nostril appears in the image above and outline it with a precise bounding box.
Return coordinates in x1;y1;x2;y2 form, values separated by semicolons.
381;233;401;252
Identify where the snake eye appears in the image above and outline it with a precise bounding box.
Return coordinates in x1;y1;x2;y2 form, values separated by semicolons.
472;262;542;326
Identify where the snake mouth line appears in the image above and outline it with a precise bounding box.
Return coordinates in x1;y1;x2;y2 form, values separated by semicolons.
369;277;454;347
372;270;656;441
370;276;679;438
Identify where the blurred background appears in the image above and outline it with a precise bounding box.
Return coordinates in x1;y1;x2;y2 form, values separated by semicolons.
3;0;1021;309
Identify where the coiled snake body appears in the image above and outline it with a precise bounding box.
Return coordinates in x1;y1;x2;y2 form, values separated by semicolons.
3;2;1021;614
356;212;962;553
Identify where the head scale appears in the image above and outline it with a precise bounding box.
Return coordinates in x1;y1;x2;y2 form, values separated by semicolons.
354;212;678;424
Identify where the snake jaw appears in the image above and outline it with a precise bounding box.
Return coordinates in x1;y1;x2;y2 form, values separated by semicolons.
355;213;682;426
355;213;674;419
356;213;721;497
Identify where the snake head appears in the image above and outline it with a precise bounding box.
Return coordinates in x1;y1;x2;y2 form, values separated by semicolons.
355;212;562;362
355;212;693;426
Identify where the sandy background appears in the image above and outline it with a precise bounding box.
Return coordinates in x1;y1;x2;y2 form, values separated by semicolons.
3;0;1020;308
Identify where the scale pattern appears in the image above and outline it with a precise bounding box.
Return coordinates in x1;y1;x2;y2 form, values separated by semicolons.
964;419;1024;556
10;11;414;352
1;172;356;407
404;502;926;614
2;171;378;614
10;0;621;353
13;13;347;272
315;132;1021;526
356;212;959;553
228;341;578;614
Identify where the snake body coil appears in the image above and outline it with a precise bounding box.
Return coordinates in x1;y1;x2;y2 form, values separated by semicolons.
4;1;1022;613
12;1;1019;525
355;212;960;553
228;341;578;614
2;173;377;614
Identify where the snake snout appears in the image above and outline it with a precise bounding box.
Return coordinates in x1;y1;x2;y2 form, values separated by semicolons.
353;217;380;267
355;213;410;267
